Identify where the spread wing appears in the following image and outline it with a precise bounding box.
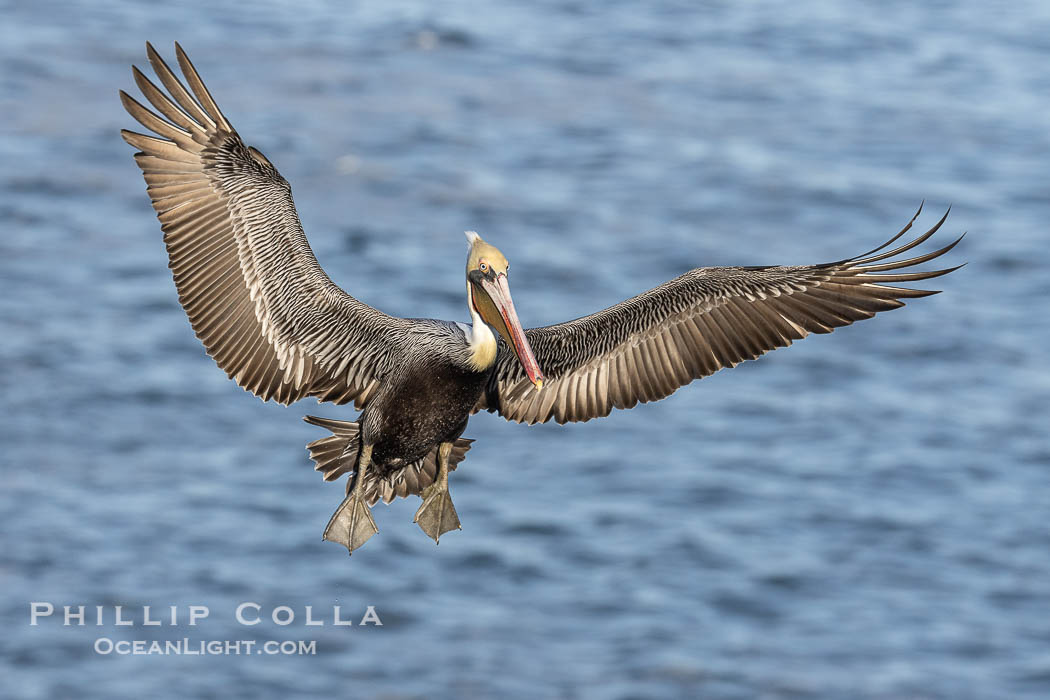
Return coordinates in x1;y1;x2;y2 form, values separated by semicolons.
121;42;409;407
477;206;963;424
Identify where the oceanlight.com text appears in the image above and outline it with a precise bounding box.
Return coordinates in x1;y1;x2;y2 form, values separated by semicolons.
94;638;317;655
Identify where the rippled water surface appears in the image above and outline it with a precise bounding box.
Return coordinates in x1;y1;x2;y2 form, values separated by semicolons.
3;2;1049;698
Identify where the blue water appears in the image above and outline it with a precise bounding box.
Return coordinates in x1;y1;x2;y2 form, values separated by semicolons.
2;1;1048;698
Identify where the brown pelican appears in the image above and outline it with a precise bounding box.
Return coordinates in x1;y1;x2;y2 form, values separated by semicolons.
120;43;963;554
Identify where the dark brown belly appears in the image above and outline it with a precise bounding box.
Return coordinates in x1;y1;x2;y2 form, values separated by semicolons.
362;361;488;474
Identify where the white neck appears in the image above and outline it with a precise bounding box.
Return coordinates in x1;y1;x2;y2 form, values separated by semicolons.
457;282;497;371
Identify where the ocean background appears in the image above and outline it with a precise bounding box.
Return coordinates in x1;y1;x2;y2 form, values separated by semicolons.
2;1;1049;698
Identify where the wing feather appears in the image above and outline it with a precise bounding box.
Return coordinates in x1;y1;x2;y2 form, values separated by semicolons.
122;43;410;407
478;206;962;424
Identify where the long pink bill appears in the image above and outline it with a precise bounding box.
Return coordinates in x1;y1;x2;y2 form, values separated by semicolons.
481;274;545;389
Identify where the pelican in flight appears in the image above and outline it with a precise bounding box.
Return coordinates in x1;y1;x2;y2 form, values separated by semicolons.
120;43;962;554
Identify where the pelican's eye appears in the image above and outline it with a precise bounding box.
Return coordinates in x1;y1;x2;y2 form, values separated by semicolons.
479;261;488;272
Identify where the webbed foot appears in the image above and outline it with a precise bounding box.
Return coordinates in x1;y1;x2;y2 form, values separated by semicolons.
324;493;378;555
414;483;461;544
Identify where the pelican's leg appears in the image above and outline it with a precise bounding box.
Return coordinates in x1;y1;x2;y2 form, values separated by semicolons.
323;444;379;554
414;441;461;544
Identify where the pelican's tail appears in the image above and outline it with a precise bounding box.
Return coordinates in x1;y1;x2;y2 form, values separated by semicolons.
304;415;363;482
304;416;474;506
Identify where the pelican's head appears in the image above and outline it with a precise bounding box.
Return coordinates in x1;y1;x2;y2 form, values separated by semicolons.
464;231;545;389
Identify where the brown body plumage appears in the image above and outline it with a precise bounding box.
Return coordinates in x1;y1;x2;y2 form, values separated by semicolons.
120;43;962;554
